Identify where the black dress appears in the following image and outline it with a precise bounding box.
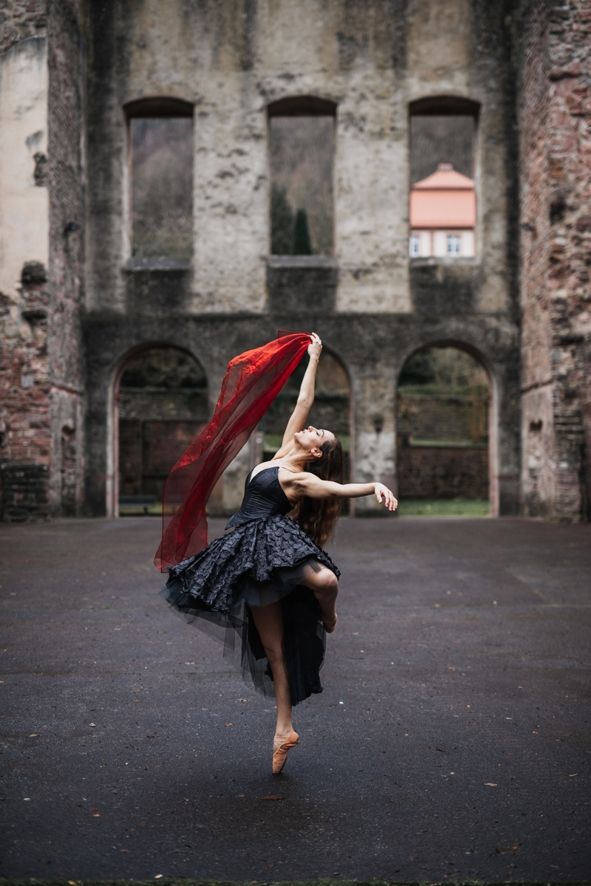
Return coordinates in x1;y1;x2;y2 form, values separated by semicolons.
161;465;341;704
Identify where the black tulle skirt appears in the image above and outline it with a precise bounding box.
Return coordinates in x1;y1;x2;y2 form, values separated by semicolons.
160;514;341;705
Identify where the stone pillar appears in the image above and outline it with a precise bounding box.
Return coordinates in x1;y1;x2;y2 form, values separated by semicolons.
493;355;521;517
350;358;396;515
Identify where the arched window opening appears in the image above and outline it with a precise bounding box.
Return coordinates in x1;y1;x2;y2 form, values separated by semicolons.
125;98;193;259
268;96;337;257
117;346;207;516
397;344;490;515
409;96;479;260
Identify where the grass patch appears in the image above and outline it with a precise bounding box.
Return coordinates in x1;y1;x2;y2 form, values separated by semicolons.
408;439;487;449
119;498;491;519
397;498;489;517
119;503;162;517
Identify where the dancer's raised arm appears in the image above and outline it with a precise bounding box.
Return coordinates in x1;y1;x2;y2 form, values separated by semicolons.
277;332;322;451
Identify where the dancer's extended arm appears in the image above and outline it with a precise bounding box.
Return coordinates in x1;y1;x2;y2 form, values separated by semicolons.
279;332;322;448
293;473;398;511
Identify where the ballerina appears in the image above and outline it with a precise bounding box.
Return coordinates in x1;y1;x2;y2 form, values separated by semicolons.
161;332;397;774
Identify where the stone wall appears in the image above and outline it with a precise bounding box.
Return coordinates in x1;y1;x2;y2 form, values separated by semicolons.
46;0;86;515
13;1;590;521
516;0;591;520
0;0;86;520
397;391;488;443
82;0;520;518
0;0;46;55
397;439;488;500
0;263;52;520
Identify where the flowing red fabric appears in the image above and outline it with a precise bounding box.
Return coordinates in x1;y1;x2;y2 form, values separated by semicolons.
154;332;311;571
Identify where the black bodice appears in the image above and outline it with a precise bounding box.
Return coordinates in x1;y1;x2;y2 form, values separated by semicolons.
226;465;293;529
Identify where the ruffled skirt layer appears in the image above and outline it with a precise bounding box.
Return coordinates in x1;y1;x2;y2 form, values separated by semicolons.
161;514;340;705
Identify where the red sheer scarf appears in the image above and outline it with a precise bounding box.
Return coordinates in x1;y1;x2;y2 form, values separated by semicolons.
154;332;311;571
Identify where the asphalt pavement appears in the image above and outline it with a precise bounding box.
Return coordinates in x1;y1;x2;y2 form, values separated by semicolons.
0;514;590;882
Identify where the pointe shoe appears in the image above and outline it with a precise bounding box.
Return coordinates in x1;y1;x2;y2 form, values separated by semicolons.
272;730;300;775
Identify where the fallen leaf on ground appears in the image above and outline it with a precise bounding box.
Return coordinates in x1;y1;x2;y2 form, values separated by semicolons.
496;842;520;854
257;794;285;801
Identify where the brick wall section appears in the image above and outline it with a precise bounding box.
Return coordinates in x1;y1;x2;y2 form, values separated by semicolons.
397;392;488;443
0;0;47;54
397;440;488;499
0;3;51;519
0;2;49;518
0;0;86;520
517;0;591;520
0;263;52;519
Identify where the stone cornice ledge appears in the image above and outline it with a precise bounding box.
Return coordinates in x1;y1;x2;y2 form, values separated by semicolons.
410;257;480;268
122;257;191;272
266;255;338;270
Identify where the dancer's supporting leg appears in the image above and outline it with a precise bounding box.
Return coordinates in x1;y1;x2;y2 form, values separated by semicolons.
249;600;294;741
300;559;339;632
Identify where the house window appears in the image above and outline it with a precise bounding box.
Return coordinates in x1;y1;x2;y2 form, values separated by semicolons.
447;234;461;255
268;96;336;256
125;98;193;258
409;97;479;260
410;234;420;257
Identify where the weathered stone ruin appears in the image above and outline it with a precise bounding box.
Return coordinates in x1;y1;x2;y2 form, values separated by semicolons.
0;0;589;521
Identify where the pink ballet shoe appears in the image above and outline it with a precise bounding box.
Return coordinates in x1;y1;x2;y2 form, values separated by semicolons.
272;729;300;775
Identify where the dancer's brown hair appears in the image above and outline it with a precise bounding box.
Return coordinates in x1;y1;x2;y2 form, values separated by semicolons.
292;436;344;547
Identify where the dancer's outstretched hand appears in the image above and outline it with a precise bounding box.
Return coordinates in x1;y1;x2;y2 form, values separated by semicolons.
308;331;322;359
374;482;398;511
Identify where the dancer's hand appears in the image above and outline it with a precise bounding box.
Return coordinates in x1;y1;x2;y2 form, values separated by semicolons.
374;482;398;511
308;332;322;360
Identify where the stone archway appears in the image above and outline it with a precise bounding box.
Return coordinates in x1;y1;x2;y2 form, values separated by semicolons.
396;343;494;514
112;345;208;516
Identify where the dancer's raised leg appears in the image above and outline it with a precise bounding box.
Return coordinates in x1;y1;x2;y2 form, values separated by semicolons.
300;559;339;632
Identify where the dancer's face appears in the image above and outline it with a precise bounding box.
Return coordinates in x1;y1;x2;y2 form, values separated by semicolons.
295;425;336;458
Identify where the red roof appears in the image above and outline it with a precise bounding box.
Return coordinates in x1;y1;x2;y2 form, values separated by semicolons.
410;162;476;229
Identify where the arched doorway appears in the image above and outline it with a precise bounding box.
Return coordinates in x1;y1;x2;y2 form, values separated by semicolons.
114;346;208;516
396;344;492;515
258;348;352;503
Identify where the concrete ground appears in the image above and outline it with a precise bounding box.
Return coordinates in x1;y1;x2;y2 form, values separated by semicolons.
0;515;590;883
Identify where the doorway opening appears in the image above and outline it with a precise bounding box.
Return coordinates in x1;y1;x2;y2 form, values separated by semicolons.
114;346;208;516
397;344;492;516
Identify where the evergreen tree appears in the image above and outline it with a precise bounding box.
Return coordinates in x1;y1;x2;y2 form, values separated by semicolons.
399;349;436;386
270;185;294;254
293;208;313;255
